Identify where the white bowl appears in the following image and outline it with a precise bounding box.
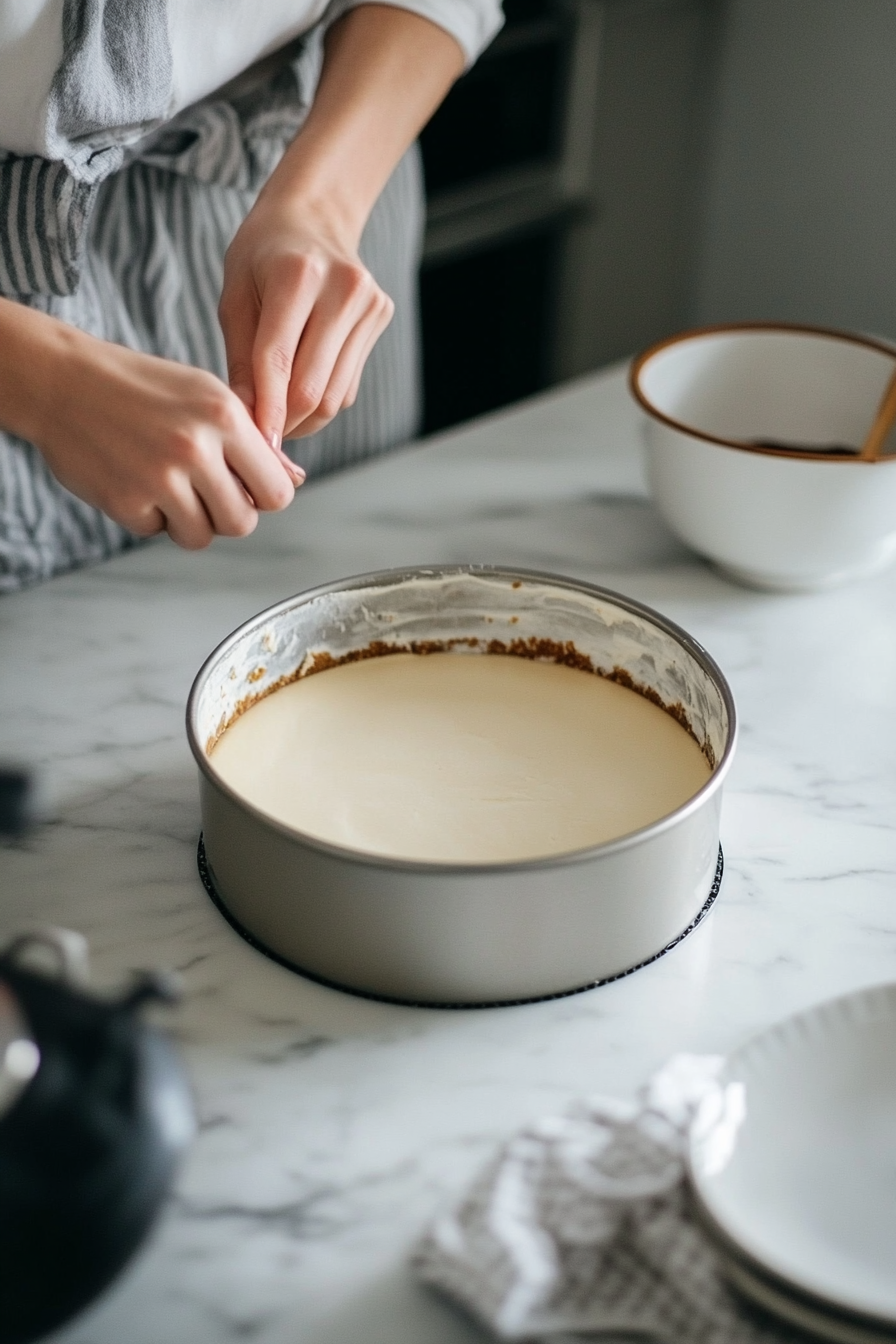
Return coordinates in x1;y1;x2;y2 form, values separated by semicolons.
630;323;896;591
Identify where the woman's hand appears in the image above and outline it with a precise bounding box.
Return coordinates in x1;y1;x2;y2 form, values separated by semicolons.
0;299;302;550
219;197;394;448
219;5;465;451
0;9;467;550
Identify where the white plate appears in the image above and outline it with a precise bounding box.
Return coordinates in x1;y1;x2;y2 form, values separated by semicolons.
718;1247;896;1344
688;983;896;1324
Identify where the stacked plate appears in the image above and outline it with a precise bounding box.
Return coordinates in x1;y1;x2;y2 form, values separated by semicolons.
688;983;896;1343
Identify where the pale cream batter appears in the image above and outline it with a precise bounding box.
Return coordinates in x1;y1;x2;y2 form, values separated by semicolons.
210;652;711;863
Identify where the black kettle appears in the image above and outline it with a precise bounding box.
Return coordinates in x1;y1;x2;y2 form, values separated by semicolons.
0;928;195;1344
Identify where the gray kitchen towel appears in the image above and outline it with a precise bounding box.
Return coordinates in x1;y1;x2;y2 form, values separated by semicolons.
48;0;172;156
413;1056;798;1343
0;0;172;297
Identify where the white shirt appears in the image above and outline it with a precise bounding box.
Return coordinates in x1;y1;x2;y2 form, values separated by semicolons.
0;0;503;158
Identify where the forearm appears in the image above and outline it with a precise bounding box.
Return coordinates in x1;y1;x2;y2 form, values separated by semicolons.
0;298;81;448
258;4;465;244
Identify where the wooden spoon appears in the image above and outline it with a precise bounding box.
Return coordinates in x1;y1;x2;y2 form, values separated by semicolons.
859;364;896;461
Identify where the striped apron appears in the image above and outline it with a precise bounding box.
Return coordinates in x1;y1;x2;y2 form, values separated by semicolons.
0;56;423;592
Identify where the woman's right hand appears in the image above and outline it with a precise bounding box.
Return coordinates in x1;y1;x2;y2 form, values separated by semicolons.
0;299;303;550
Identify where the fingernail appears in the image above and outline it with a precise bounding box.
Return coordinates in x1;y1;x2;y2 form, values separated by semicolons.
265;429;304;485
279;451;305;485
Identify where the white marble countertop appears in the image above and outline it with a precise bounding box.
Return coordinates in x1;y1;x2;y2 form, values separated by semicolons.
2;362;896;1344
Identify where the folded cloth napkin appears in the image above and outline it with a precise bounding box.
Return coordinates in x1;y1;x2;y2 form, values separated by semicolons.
413;1055;800;1343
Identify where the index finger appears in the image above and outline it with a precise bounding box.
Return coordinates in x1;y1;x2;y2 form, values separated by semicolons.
252;256;324;450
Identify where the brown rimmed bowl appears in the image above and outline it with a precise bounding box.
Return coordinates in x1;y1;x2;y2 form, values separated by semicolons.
631;322;896;591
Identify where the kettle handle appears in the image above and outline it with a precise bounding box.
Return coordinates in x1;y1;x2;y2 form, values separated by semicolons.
1;933;183;1012
2;928;90;987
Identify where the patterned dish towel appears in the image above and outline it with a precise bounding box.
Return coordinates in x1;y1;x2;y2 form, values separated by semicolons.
413;1056;798;1343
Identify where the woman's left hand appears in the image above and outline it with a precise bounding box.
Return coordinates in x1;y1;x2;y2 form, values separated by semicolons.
217;5;466;454
219;196;394;451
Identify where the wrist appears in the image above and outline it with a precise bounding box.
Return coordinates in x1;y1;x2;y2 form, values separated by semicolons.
255;137;373;252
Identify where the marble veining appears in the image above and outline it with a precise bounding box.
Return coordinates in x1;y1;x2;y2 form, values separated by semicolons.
2;363;896;1342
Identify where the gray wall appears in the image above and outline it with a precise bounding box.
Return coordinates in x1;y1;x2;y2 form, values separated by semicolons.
693;0;896;339
554;0;720;379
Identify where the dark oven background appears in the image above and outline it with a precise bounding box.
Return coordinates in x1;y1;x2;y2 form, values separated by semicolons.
418;0;721;433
